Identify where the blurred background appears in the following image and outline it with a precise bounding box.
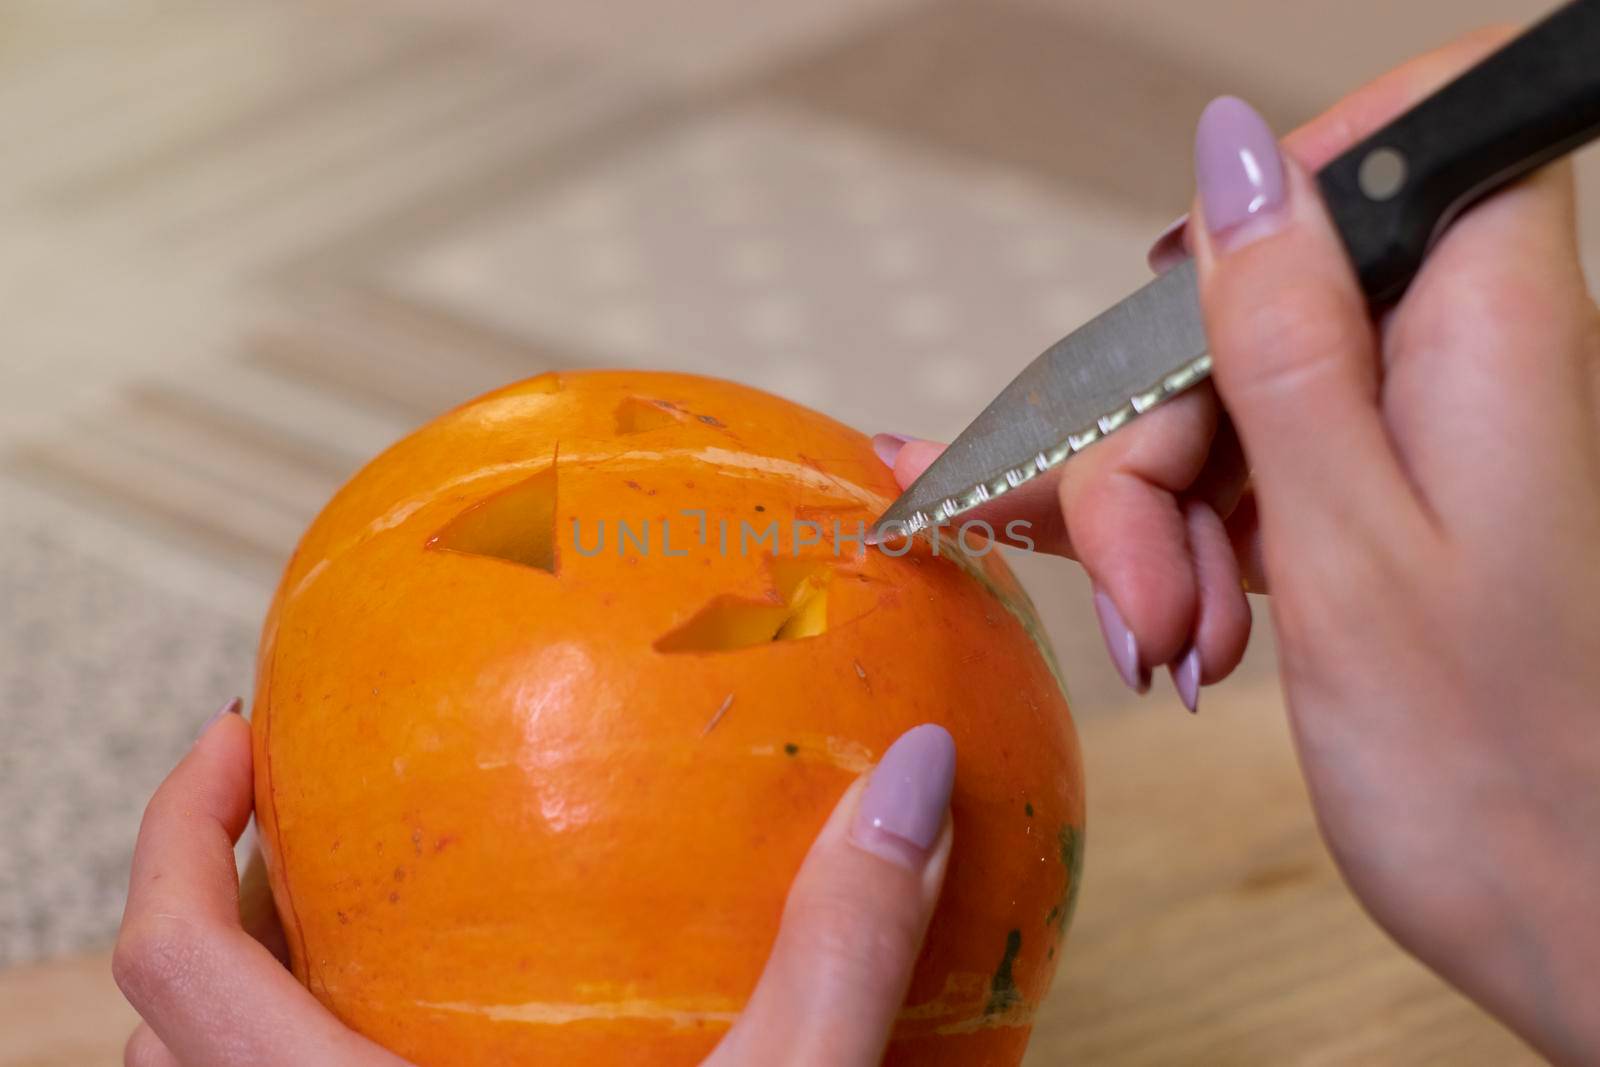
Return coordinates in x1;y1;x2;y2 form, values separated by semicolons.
2;0;1594;1063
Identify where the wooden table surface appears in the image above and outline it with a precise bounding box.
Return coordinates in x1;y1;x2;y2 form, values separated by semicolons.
0;676;1537;1067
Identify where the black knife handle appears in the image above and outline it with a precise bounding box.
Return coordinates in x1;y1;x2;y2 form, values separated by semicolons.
1316;0;1600;304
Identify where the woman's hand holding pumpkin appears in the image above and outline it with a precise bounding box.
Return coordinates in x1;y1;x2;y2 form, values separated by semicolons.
115;708;954;1066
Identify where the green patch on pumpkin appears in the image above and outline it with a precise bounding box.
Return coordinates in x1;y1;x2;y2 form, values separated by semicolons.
1053;824;1086;934
984;929;1024;1016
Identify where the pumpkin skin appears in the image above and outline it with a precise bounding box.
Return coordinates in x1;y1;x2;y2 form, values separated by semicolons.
252;370;1085;1066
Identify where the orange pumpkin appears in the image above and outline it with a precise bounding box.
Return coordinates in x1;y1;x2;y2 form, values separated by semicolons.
252;370;1085;1066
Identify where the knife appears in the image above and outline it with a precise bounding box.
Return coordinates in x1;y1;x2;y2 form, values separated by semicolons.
870;0;1600;542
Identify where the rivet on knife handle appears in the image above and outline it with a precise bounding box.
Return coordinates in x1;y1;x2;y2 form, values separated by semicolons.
1319;0;1600;304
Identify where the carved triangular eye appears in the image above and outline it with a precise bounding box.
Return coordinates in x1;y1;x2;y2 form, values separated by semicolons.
428;464;557;574
615;397;683;435
655;560;832;652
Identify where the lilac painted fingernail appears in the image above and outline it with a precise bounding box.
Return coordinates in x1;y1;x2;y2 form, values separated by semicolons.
1195;96;1286;245
852;724;956;867
1171;647;1201;713
198;697;242;740
1146;214;1190;274
872;433;912;469
1093;587;1149;694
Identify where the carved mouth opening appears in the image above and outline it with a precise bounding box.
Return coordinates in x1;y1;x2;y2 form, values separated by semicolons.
655;560;832;652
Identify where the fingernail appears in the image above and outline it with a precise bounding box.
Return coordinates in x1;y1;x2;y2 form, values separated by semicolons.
1092;587;1149;694
1195;96;1286;248
1171;646;1201;713
852;724;956;868
198;697;242;740
872;433;911;469
1146;214;1190;274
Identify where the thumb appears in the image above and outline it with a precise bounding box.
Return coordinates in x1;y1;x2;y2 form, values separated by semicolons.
706;725;956;1067
1189;96;1420;551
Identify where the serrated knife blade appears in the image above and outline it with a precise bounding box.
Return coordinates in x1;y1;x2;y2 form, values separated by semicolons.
869;259;1210;541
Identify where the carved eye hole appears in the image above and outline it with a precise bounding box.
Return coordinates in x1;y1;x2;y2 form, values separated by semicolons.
615;397;683;435
655;560;832;652
615;396;726;435
507;372;562;396
428;464;558;574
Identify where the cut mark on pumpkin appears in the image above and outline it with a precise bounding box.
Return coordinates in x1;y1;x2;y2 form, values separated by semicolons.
655;560;831;652
428;462;558;574
792;500;867;523
700;693;735;737
615;397;684;435
852;659;871;693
